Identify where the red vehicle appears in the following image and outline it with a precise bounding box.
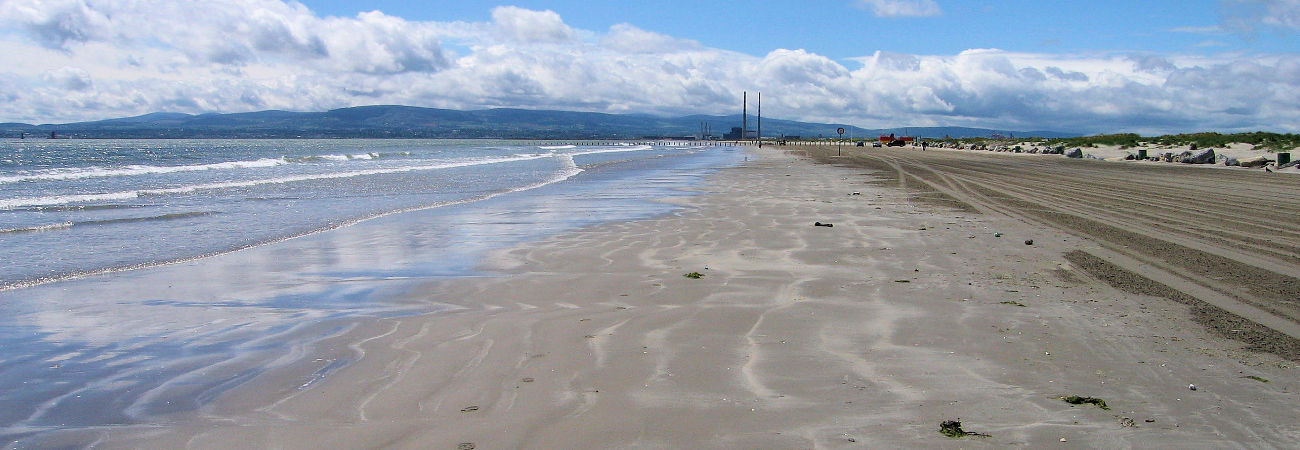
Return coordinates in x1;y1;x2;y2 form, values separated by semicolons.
879;133;914;146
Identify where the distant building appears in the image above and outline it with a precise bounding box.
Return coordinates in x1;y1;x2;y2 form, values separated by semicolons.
723;127;757;140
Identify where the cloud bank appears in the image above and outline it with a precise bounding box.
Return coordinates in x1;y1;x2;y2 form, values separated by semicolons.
0;0;1296;134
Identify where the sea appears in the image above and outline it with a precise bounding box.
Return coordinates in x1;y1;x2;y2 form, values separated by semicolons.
0;138;745;442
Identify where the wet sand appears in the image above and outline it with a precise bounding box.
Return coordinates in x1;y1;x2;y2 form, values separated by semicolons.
34;146;1300;448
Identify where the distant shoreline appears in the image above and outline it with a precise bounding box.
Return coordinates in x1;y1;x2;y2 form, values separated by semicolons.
0;105;1078;140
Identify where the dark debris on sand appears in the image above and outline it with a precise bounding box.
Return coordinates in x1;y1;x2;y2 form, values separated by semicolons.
1061;395;1111;410
939;419;991;438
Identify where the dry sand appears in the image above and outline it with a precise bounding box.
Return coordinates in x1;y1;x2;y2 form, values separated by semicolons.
79;146;1299;448
923;140;1300;173
1048;142;1292;163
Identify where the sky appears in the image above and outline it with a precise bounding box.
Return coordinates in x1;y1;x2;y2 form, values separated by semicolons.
1;0;1298;135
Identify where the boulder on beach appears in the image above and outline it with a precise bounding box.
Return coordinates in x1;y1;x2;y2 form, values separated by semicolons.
1237;156;1272;168
1180;148;1216;164
1064;148;1084;158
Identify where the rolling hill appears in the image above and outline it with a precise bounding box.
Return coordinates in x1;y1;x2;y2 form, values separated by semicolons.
0;106;1077;140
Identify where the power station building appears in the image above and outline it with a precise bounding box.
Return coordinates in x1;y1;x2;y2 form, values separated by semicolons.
722;127;756;140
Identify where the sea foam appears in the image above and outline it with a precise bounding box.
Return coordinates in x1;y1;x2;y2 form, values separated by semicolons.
0;153;553;209
0;158;286;184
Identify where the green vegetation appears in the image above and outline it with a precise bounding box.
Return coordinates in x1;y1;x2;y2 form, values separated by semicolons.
683;272;705;279
931;137;993;147
1062;395;1111;410
934;131;1300;152
1042;132;1300;150
1046;133;1143;148
1044;132;1300;151
1151;131;1300;150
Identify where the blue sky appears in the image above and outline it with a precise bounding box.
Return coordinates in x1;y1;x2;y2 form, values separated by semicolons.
1;0;1298;134
297;0;1293;60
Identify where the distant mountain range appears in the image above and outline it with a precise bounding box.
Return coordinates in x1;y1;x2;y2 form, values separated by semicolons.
0;105;1078;140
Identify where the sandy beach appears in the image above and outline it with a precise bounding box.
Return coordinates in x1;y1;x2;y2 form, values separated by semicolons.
34;145;1300;448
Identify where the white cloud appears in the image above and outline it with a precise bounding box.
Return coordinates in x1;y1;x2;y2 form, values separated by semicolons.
1221;0;1300;31
0;0;450;73
41;66;93;91
856;0;943;18
490;6;574;43
1194;39;1232;48
318;11;450;74
1168;25;1224;34
0;0;113;50
840;49;1300;133
601;23;700;54
1253;0;1300;28
756;49;850;86
0;0;1297;134
1127;54;1177;73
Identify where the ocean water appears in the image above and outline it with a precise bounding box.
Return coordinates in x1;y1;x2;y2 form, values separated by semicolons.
0;139;741;287
0;138;745;442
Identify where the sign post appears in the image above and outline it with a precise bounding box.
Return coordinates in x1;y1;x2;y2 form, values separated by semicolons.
836;127;845;156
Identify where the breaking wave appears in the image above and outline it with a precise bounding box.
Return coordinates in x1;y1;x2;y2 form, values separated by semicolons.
0;151;413;185
0;153;558;210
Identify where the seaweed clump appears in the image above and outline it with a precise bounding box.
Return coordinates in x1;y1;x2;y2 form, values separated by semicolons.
683;272;705;279
1062;395;1111;410
939;420;990;438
